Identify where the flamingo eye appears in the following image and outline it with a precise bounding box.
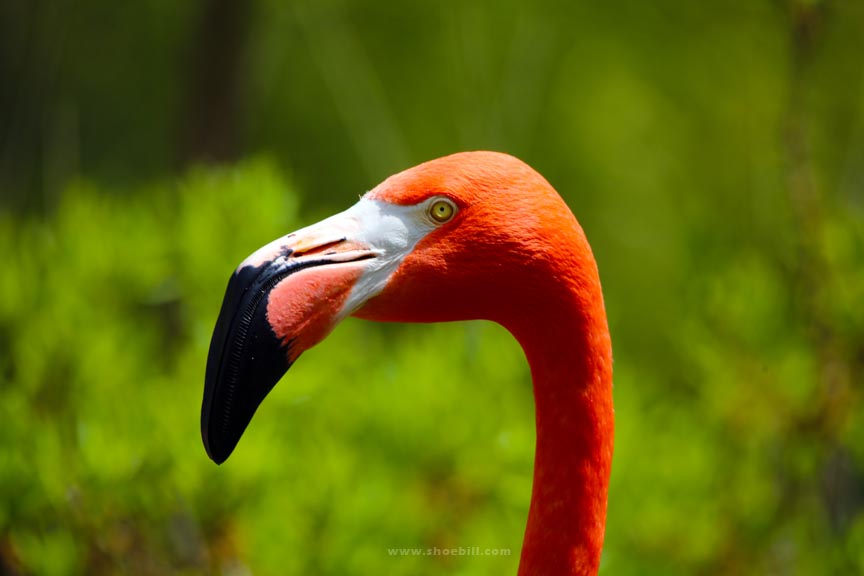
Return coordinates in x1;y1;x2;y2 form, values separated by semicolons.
428;198;456;224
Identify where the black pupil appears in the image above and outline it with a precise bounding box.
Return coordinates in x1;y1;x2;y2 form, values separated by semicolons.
433;202;451;220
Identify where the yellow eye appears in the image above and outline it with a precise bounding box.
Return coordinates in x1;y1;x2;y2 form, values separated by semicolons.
428;199;456;223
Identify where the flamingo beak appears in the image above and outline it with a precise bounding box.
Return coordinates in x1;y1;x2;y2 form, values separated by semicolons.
201;211;378;464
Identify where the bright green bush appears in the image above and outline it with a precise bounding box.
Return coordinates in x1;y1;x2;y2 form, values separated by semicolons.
3;155;862;575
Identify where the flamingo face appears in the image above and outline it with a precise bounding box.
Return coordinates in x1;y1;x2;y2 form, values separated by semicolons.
202;192;467;463
202;151;580;464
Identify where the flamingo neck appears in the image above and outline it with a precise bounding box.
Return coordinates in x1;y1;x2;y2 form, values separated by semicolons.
507;279;613;576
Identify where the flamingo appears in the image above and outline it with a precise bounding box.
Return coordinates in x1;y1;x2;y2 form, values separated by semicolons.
201;151;614;575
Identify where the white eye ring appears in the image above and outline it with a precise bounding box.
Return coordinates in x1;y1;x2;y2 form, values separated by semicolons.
427;198;457;224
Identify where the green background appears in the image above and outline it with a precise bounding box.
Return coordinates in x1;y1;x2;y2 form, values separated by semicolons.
2;0;863;574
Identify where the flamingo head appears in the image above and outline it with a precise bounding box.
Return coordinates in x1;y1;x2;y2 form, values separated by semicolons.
202;151;585;463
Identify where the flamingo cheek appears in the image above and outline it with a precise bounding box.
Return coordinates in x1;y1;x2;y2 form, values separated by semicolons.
266;263;365;360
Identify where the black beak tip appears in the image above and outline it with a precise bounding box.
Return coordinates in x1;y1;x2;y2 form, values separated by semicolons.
202;425;233;465
201;263;294;465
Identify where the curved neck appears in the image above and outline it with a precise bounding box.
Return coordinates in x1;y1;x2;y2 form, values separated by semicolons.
507;273;614;575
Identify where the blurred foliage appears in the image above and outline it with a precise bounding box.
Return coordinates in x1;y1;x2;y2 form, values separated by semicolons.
0;160;533;575
1;0;864;575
